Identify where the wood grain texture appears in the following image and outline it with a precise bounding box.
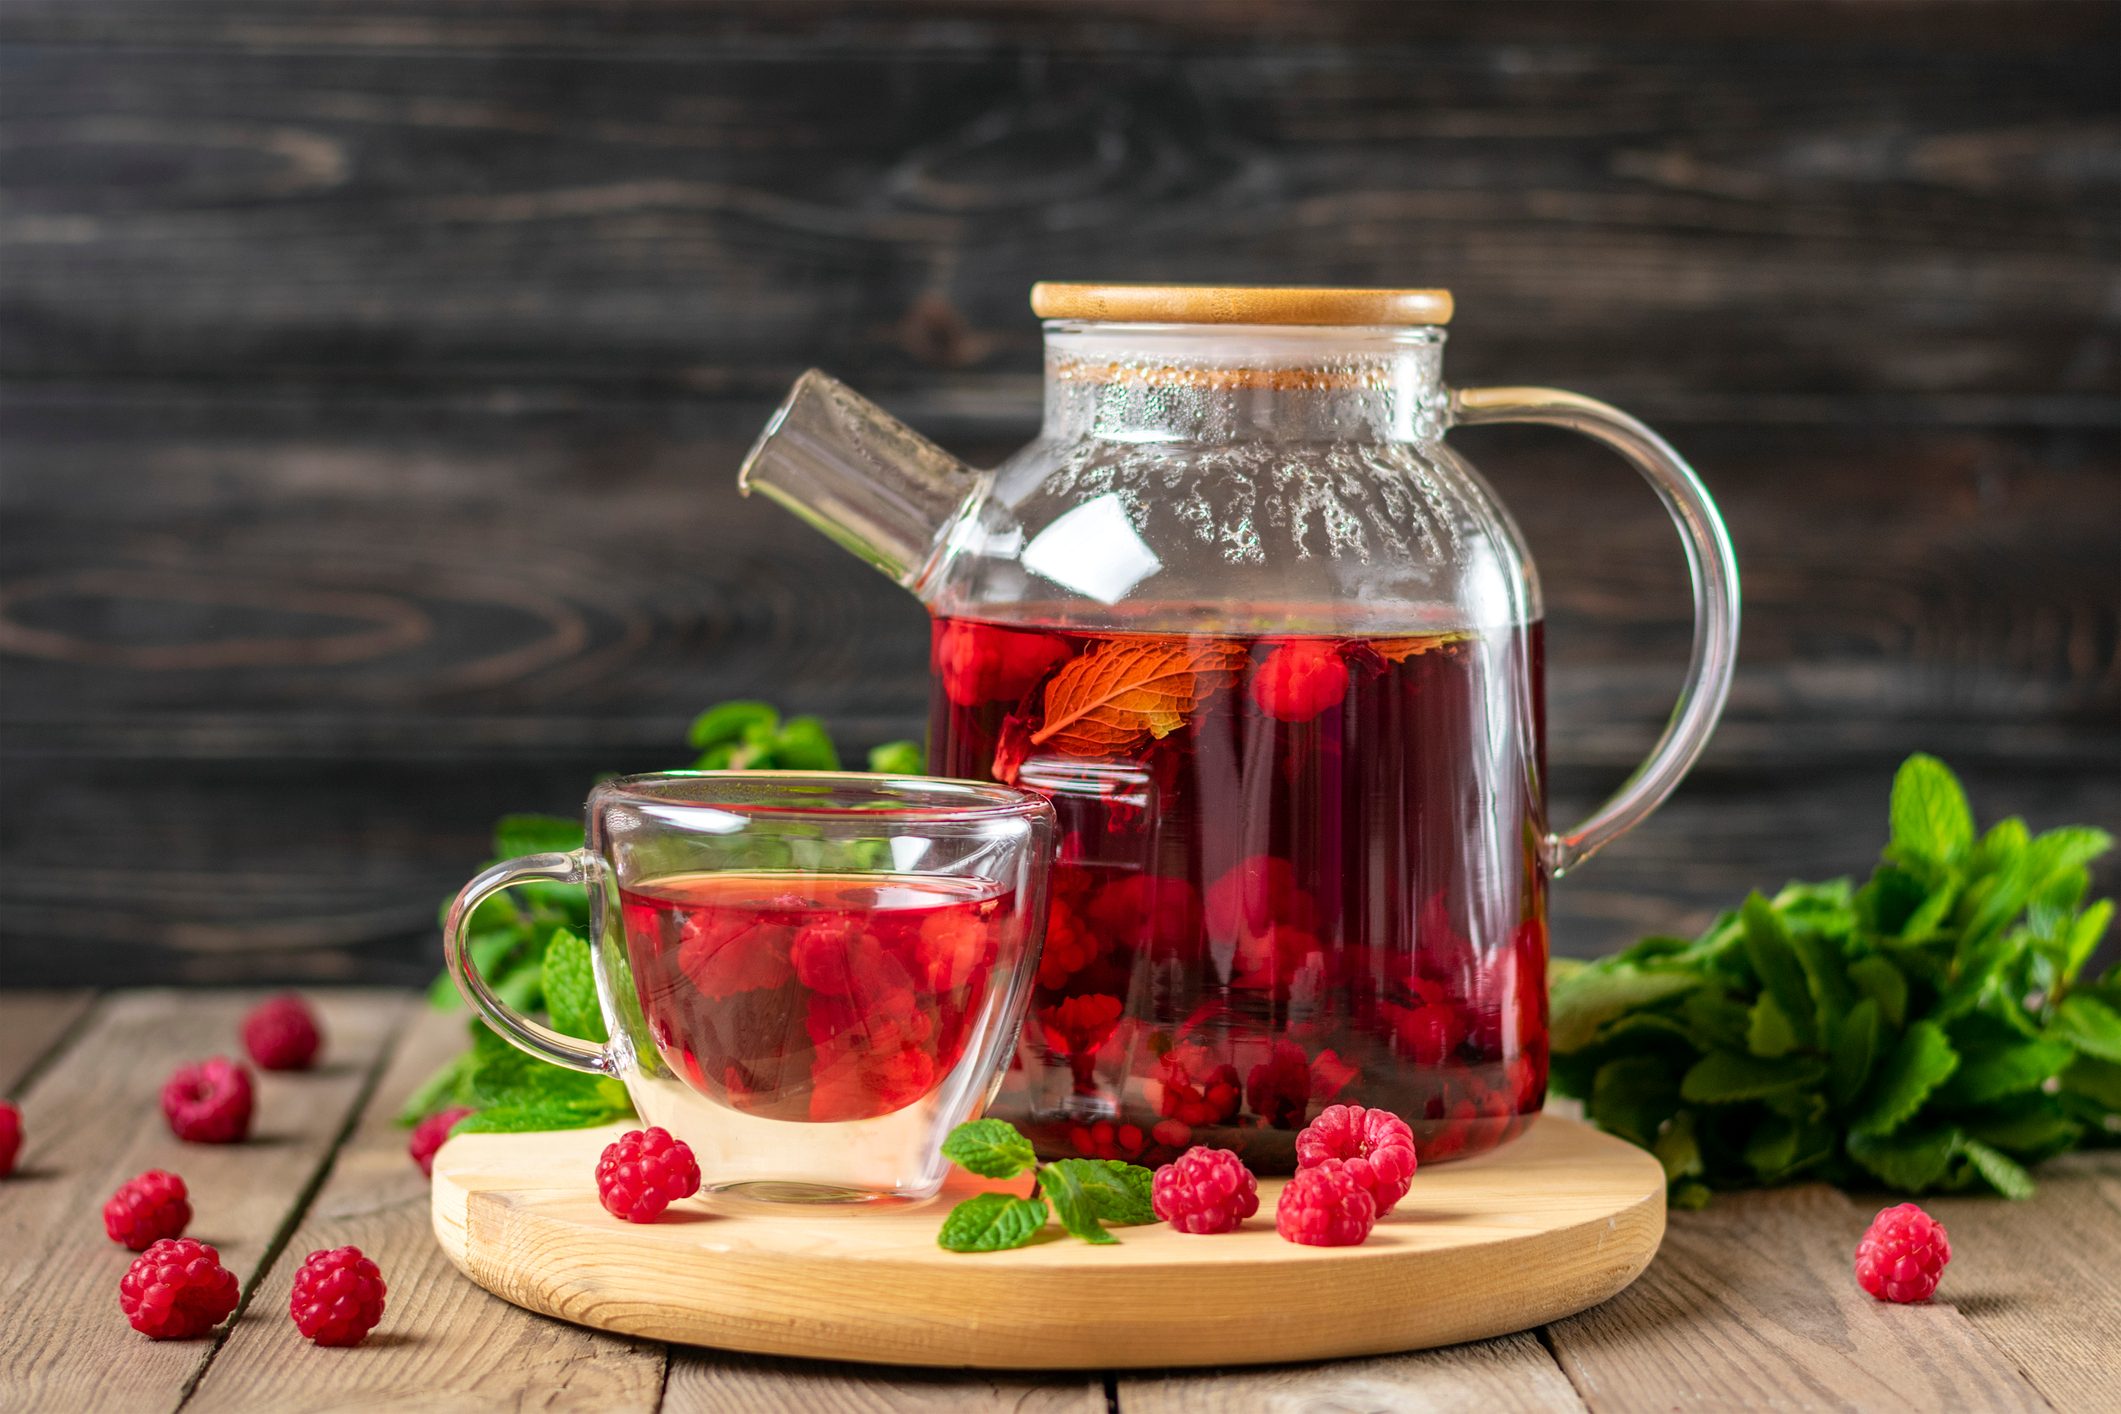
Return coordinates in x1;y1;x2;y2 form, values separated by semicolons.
430;1115;1663;1369
187;1004;667;1414
663;1355;1104;1414
0;990;409;1414
0;990;94;1092
1;4;2115;411
1917;1155;2121;1412
1114;1333;1587;1414
1542;1184;2047;1413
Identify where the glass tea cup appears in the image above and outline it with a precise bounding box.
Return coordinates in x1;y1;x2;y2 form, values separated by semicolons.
446;771;1054;1203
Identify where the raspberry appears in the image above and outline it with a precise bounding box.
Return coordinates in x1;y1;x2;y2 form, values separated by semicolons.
1245;1041;1313;1129
0;1100;19;1177
1295;1104;1419;1215
408;1107;476;1177
1855;1202;1951;1303
1275;1158;1376;1247
1152;1147;1260;1234
241;993;322;1071
1156;1041;1242;1127
104;1170;193;1250
161;1058;254;1144
935;622;1071;707
118;1238;239;1339
595;1127;701;1222
289;1245;387;1346
1249;640;1350;722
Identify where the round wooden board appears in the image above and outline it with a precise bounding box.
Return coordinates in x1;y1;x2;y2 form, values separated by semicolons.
431;1113;1664;1369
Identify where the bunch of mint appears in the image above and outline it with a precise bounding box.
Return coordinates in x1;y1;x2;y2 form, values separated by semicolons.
398;706;920;1137
935;1119;1156;1250
1554;754;2118;1207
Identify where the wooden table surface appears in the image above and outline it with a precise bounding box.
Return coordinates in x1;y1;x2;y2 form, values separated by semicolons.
5;990;2118;1413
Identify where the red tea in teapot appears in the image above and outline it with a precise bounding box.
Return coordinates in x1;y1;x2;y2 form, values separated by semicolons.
619;872;1009;1124
929;614;1547;1171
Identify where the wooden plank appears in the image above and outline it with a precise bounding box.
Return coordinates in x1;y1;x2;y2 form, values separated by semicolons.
1541;1184;2048;1412
186;1002;667;1414
1115;1334;1586;1413
1919;1151;2121;1412
0;990;409;1414
0;6;2114;408
663;1356;1103;1414
0;990;95;1092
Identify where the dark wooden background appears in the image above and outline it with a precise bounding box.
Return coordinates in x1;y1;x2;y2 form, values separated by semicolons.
2;1;2116;986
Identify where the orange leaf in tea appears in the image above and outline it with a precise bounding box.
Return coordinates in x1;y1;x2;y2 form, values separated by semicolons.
1027;638;1247;757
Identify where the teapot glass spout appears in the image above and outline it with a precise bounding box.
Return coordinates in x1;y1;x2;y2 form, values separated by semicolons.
737;370;983;594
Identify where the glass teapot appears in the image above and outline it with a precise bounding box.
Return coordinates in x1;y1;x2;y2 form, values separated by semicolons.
739;283;1739;1170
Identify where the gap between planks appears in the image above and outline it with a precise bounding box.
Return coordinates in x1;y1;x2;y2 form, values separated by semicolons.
0;989;412;1414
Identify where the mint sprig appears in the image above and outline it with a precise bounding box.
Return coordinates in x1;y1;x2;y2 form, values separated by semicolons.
935;1119;1156;1252
1555;753;2117;1204
400;706;921;1134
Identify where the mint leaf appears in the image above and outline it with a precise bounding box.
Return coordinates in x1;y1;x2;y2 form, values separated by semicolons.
541;929;607;1043
1739;895;1817;1048
1550;964;1701;1053
494;813;584;859
2059;1055;2121;1112
454;1094;629;1135
772;715;841;770
2054;994;2121;1063
1847;1125;1960;1192
1046;1158;1156;1227
2063;899;2113;983
866;739;925;775
938;1193;1048;1252
1959;1138;2035;1199
940;1119;1037;1179
1592;1056;1682;1147
1680;1051;1827;1104
689;701;778;750
1889;754;1974;865
1037;1162;1116;1244
1829;998;1882;1108
1852;1021;1958;1136
1849;949;1917;1030
1936;1036;2074;1107
1746;994;1800;1058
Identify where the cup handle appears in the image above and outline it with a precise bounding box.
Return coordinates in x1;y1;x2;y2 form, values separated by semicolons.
1449;386;1742;878
444;849;616;1075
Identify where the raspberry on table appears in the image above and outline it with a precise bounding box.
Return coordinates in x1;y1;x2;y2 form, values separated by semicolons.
241;993;322;1071
1295;1103;1419;1215
104;1170;193;1250
1151;1147;1260;1234
118;1238;240;1339
289;1245;387;1346
161;1057;255;1144
1275;1157;1377;1247
408;1106;476;1177
595;1126;701;1222
1855;1202;1951;1303
0;1100;19;1177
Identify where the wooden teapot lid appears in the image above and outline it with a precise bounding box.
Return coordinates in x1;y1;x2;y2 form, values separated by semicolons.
1030;283;1453;326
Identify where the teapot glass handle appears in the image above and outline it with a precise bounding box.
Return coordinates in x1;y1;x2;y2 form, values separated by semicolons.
1449;387;1741;878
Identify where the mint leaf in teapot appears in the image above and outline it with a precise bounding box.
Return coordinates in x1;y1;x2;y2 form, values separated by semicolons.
940;1118;1037;1179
